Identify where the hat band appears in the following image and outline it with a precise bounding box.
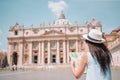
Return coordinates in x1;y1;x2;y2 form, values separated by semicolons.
87;35;102;42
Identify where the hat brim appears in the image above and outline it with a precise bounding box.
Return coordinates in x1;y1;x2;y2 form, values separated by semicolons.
82;34;105;43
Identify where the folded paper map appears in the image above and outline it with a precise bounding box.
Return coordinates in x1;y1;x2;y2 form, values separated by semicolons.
69;52;83;69
69;52;83;61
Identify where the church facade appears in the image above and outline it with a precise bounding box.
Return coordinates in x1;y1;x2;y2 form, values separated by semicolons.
106;27;120;66
7;12;102;67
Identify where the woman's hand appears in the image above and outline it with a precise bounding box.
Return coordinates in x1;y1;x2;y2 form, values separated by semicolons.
70;53;88;79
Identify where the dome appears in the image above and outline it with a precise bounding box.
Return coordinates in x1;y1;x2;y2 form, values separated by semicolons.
59;11;65;19
53;12;70;26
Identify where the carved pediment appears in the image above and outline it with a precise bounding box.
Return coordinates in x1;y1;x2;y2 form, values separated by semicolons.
41;30;65;36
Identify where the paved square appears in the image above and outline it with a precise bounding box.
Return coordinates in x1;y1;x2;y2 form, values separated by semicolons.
0;68;120;80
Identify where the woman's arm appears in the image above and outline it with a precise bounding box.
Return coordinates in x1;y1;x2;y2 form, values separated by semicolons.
71;53;88;79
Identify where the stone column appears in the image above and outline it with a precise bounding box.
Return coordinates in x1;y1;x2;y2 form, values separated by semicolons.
29;42;32;64
57;40;60;64
48;41;51;64
63;40;66;63
41;41;44;64
18;43;23;66
38;42;41;64
79;40;81;52
67;40;70;63
8;43;11;66
76;40;79;53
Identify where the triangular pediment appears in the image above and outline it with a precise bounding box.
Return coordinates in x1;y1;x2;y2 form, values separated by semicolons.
41;30;65;36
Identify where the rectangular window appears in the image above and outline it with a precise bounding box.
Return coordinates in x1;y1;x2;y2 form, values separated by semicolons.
60;42;63;48
45;58;48;64
33;42;38;49
51;41;56;48
70;41;75;48
33;56;38;63
13;43;17;49
14;30;18;35
44;43;48;49
52;55;56;63
60;57;63;63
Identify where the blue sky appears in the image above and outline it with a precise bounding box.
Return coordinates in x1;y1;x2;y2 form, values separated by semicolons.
0;0;120;50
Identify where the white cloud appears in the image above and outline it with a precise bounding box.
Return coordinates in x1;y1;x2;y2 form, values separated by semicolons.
48;0;68;17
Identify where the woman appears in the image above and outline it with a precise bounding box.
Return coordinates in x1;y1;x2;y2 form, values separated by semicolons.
71;29;112;80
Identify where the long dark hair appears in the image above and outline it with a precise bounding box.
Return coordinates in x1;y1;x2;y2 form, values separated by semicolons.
85;40;112;75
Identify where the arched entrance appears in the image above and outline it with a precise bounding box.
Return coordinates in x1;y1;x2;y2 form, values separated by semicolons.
12;52;18;65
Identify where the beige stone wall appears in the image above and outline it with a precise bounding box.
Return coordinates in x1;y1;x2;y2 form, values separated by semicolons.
105;27;120;66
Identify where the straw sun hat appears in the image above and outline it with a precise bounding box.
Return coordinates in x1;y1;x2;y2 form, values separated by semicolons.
82;29;105;43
